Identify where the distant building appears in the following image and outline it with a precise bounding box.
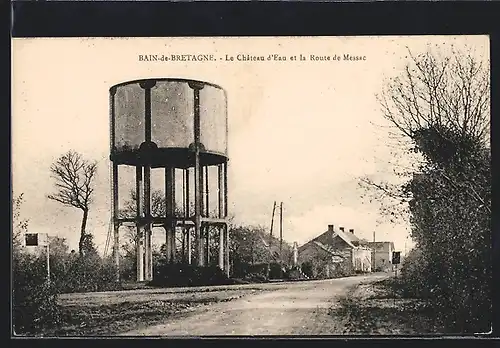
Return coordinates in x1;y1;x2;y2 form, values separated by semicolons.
297;225;372;279
365;241;395;271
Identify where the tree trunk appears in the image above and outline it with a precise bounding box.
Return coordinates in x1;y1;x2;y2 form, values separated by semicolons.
79;208;89;257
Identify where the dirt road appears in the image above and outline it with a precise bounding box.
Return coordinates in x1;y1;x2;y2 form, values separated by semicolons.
121;273;389;336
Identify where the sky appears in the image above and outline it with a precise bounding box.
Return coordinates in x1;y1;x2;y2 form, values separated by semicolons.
11;36;489;256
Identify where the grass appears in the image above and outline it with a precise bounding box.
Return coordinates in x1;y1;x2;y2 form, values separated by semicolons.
23;288;257;337
330;278;444;335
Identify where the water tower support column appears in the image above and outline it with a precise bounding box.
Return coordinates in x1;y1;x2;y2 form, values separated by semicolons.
224;161;230;277
218;164;224;270
185;168;192;264
165;166;176;263
136;166;144;282
144;165;153;281
141;80;154;281
205;167;210;265
112;163;120;282
192;84;204;267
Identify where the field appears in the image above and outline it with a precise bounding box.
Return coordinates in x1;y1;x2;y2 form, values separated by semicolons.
41;284;277;336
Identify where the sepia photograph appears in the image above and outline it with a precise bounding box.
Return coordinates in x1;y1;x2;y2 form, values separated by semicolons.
11;35;491;337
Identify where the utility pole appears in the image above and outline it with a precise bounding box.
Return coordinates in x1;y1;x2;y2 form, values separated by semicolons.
269;201;277;261
279;202;283;259
270;201;276;238
268;201;277;278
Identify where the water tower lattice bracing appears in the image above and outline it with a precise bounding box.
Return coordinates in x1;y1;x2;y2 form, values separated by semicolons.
109;78;229;282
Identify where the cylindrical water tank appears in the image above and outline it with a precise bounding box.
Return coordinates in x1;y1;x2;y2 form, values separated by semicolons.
110;78;228;168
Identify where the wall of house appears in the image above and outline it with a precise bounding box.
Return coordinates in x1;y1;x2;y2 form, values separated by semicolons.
352;247;372;272
373;250;392;271
298;243;353;279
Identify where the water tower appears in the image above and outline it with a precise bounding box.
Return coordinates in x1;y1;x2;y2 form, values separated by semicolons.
109;78;229;282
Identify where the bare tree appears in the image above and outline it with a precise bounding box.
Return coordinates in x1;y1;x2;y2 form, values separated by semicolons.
361;46;490;218
379;45;490;146
48;150;98;256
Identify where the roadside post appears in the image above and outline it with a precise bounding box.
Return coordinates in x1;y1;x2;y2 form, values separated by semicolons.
392;251;401;277
391;251;401;307
25;232;50;283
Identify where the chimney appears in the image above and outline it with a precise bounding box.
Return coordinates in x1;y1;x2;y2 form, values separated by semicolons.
349;228;355;235
328;224;334;232
339;227;345;232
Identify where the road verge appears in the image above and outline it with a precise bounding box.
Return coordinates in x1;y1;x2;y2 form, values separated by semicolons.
24;288;265;337
329;278;443;335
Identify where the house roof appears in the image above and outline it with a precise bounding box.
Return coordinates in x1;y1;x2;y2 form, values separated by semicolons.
299;225;361;251
311;241;337;255
335;228;360;246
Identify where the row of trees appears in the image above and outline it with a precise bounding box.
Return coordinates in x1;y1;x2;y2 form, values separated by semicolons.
363;46;491;332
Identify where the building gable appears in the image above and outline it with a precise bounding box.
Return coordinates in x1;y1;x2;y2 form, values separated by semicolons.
298;240;335;263
314;230;355;249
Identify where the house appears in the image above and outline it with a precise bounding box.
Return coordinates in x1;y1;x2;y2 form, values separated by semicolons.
365;241;395;271
297;224;372;279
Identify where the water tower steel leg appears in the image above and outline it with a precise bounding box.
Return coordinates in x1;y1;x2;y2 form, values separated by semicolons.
218;164;224;270
113;224;120;282
112;163;120;282
185;168;192;264
181;228;186;262
206;226;210;266
205;166;210;265
171;227;177;263
171;168;177;262
165;227;171;263
223;161;229;277
165;167;175;263
182;169;186;262
136;166;144;282
195;162;204;266
144;165;153;281
218;226;224;270
193;87;203;267
224;224;229;277
187;227;192;265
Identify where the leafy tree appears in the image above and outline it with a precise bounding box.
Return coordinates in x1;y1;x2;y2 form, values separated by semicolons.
47;151;98;257
364;45;490;332
80;233;100;258
49;236;70;258
13;193;29;252
229;225;293;278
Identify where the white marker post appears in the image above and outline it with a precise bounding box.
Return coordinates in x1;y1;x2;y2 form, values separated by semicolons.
46;241;50;283
25;232;50;283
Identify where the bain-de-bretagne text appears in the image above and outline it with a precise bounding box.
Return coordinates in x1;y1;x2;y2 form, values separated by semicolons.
137;53;367;62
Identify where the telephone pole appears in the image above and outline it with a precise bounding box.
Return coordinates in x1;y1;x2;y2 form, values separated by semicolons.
268;201;277;277
270;201;276;239
279;202;283;260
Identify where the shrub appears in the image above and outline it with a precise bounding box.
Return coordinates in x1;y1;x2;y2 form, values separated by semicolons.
301;262;314;278
12;252;62;335
150;260;233;287
284;266;308;281
52;254;120;293
268;262;284;279
243;273;268;283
